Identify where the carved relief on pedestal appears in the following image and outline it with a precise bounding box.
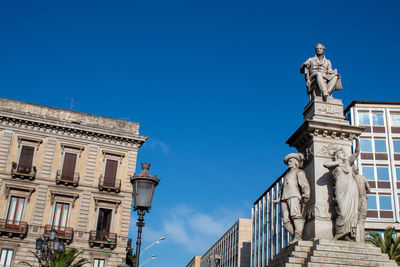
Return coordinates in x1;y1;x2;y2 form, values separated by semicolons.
317;103;342;116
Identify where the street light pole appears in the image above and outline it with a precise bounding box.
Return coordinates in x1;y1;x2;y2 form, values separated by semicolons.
135;210;145;267
140;236;166;257
130;163;160;267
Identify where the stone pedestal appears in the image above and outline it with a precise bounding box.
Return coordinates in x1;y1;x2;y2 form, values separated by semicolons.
286;96;364;240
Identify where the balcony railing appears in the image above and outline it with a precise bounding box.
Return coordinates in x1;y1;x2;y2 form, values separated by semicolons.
98;176;121;193
44;225;74;244
89;230;117;249
11;162;36;180
0;219;28;238
56;170;80;186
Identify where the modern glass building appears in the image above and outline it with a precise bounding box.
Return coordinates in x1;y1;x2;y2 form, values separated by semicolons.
251;100;400;267
345;101;400;231
251;171;289;267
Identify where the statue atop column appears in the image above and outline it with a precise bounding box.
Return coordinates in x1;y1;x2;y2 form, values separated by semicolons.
274;153;310;244
300;43;342;101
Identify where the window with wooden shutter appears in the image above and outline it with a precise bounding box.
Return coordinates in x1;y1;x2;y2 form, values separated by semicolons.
18;146;35;173
6;196;25;226
52;202;70;232
61;153;77;181
104;159;118;187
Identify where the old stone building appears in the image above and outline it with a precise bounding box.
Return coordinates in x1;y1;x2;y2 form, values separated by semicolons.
0;98;146;266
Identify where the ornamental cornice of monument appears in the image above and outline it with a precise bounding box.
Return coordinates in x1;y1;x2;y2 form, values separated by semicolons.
286;119;365;149
0;113;147;148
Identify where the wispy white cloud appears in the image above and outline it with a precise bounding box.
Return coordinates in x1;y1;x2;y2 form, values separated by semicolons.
139;204;250;255
147;138;170;154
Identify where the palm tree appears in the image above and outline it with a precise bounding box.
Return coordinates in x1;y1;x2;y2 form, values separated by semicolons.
365;227;400;263
21;248;90;267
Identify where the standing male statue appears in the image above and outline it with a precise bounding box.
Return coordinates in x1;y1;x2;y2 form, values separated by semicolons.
353;165;370;242
274;153;310;244
300;43;342;101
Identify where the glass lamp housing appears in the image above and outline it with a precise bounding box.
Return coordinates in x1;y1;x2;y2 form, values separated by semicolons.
130;163;160;211
36;238;43;250
50;229;57;241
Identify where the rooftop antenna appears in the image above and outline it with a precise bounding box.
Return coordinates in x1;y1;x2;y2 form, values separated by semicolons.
68;97;80;111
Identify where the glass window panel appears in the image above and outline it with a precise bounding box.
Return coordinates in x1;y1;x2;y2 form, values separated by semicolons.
6;198;17;224
367;195;377;209
53;203;62;226
376;167;390;181
0;249;13;267
360;139;373;152
372;113;385;126
358;112;370;125
362;166;375;180
391;114;400;126
379;195;392;210
396;168;400;181
15;198;24;224
393;140;400;153
60;204;69;228
374;140;387;153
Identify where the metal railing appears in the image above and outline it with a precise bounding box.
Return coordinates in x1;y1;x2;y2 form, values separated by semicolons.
0;219;28;237
89;230;117;249
56;170;80;186
11;162;36;180
98;176;121;192
44;225;74;243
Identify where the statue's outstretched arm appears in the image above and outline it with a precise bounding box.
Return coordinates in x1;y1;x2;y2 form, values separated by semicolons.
323;161;339;169
349;138;360;164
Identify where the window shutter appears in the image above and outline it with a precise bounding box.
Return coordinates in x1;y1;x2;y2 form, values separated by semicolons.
104;159;118;186
19;146;34;169
61;153;77;180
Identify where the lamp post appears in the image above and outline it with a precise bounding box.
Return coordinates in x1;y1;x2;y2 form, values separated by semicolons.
139;254;156;267
130;162;160;267
140;236;166;257
35;228;65;267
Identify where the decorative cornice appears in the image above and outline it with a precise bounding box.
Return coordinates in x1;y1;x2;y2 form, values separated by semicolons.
4;184;35;201
286;120;365;150
50;190;80;207
0;115;147;149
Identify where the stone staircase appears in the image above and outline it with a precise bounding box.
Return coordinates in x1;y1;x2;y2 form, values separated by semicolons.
268;239;398;267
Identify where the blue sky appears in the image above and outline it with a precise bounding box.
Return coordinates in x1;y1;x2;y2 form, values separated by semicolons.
1;0;400;266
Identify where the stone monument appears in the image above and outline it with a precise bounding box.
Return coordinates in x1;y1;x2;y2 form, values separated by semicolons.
267;44;397;266
273;153;310;244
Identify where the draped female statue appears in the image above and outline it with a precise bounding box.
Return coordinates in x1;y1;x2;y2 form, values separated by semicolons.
323;138;360;240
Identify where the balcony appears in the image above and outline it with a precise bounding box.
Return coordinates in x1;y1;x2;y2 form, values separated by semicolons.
98;176;121;193
0;219;28;238
89;230;117;249
43;225;74;244
11;162;36;180
56;170;79;187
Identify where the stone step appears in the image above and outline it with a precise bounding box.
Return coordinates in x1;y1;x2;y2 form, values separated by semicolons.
314;244;383;255
309;255;392;266
317;239;379;249
312;250;390;261
288;257;305;264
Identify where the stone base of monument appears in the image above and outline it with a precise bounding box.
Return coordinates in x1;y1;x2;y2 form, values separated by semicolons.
267;239;397;267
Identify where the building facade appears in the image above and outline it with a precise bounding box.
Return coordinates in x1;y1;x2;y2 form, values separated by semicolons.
345;101;400;231
0;98;146;266
251;100;400;267
251;173;288;267
186;256;201;267
199;218;251;267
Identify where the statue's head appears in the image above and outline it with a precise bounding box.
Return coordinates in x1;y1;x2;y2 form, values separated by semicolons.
333;149;346;162
284;153;304;168
315;43;325;56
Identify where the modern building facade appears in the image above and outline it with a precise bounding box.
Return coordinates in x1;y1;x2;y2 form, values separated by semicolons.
199;218;251;267
251;100;400;267
0;98;146;266
345;101;400;231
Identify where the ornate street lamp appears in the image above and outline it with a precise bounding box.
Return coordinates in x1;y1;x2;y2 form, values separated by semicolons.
35;228;65;267
130;162;160;267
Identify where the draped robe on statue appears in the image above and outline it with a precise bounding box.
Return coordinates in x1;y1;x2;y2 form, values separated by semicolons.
328;163;359;239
